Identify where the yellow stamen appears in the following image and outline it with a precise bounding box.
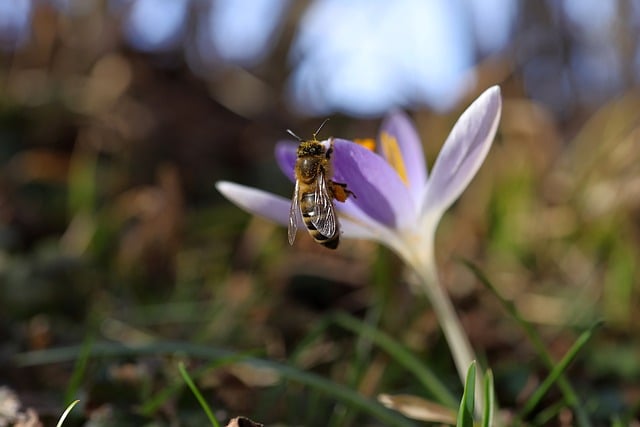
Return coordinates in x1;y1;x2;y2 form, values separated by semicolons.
380;131;409;186
353;138;376;151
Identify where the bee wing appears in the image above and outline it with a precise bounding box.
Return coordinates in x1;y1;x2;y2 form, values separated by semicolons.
312;171;338;238
288;180;300;245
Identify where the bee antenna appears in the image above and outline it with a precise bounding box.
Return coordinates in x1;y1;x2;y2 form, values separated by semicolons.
286;129;302;141
313;118;330;140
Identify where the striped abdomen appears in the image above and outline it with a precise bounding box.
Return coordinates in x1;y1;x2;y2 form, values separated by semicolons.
300;192;339;249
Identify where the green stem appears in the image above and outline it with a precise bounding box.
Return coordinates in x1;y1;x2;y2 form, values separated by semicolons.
403;244;483;413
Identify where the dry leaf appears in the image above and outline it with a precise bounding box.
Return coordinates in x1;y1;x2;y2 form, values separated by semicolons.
378;393;456;424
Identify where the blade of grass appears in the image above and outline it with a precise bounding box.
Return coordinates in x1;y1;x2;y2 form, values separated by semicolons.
178;361;221;427
64;334;93;404
16;341;416;427
56;400;80;427
141;353;253;416
456;361;476;427
610;416;627;427
304;389;324;427
531;400;570;426
287;314;358;427
331;312;457;408
517;321;602;421
334;307;384;427
289;308;380;427
460;259;593;427
481;370;494;427
288;316;333;363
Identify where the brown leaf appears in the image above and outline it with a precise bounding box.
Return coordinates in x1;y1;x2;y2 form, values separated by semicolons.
378;393;456;424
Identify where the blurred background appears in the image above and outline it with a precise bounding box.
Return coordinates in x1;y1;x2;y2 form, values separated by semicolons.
1;0;639;425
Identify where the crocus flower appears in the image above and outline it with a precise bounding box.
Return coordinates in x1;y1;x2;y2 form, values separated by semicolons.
216;86;502;392
217;86;500;264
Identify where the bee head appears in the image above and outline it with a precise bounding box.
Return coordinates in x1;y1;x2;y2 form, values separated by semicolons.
287;119;329;148
297;141;325;156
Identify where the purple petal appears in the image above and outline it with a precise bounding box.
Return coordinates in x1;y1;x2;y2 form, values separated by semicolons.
274;140;298;182
421;86;502;217
275;139;398;236
332;139;416;229
216;180;381;242
276;137;416;230
379;110;428;201
216;181;293;226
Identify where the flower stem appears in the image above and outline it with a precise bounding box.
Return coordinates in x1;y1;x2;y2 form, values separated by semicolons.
405;246;484;412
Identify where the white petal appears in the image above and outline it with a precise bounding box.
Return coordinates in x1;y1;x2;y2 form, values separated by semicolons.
216;181;292;227
216;181;386;243
421;86;502;219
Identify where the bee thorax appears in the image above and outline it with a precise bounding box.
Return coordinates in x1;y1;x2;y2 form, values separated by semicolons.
297;157;325;182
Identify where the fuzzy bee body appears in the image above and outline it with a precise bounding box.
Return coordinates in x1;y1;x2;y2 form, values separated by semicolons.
288;133;354;249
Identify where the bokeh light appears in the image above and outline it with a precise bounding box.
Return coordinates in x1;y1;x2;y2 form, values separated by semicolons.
465;0;517;54
122;0;189;52
0;0;33;51
4;1;636;117
288;0;476;116
203;0;289;67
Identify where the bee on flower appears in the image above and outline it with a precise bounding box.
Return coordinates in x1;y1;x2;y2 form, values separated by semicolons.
217;86;502;394
286;120;356;249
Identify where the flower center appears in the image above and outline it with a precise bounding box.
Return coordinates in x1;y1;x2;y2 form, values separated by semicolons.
379;131;409;186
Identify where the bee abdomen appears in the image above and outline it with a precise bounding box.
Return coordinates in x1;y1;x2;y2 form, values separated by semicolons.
300;193;339;249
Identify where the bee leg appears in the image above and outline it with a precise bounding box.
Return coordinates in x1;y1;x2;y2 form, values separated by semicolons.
325;137;337;160
325;146;333;160
330;181;356;202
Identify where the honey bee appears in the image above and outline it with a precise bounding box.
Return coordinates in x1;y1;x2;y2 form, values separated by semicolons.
287;120;355;249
